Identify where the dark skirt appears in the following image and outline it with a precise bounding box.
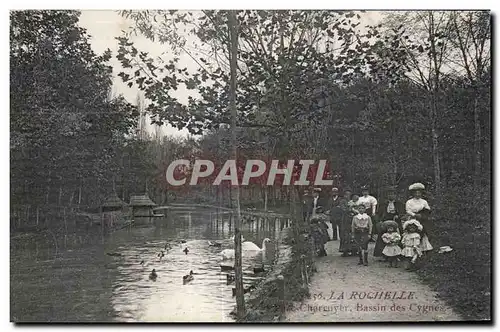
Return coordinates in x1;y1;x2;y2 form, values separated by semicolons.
311;223;328;254
416;209;432;241
373;230;385;257
353;228;370;250
339;214;354;252
318;221;331;243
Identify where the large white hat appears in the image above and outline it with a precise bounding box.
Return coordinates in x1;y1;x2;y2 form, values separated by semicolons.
403;219;423;231
409;183;425;191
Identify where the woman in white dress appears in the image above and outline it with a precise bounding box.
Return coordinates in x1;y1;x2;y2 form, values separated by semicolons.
405;183;433;252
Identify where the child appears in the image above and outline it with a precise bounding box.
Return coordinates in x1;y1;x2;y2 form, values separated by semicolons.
401;219;423;271
348;195;360;215
381;222;402;267
311;220;328;257
351;204;373;266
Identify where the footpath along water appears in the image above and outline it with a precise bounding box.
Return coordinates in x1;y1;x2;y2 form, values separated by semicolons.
10;209;282;322
285;241;461;322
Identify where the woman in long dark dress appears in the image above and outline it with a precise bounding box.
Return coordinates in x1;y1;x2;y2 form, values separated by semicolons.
311;217;329;257
339;189;356;256
373;188;405;258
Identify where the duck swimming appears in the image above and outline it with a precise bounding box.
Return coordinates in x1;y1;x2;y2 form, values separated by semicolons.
183;247;189;255
106;252;122;257
208;240;222;248
158;251;165;260
183;270;194;284
149;269;157;281
232;285;255;297
220;264;234;272
253;265;266;274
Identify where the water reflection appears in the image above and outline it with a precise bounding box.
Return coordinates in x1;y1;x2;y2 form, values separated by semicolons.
11;208;287;322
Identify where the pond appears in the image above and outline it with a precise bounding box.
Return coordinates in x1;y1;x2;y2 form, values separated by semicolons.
10;208;289;322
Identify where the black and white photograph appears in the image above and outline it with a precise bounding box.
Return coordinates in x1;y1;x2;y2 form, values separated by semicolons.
8;8;491;323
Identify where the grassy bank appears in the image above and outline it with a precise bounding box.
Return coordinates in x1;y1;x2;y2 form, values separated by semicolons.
416;216;491;321
238;227;313;322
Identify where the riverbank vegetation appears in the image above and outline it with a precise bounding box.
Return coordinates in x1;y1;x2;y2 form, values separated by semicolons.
11;10;490;320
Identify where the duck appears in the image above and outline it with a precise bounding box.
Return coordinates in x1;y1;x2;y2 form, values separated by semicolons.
220;238;271;260
164;242;172;250
183;270;194;284
178;239;187;244
158;251;165;261
226;274;235;285
106;252;122;257
253;265;266;274
208;240;222;248
232;285;256;297
183;247;189;255
149;269;157;281
140;260;145;265
220;264;234;272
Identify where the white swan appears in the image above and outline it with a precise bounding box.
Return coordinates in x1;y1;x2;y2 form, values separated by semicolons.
220;238;271;260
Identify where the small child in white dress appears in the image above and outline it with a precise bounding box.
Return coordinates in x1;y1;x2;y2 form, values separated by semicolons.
401;219;423;271
381;224;402;268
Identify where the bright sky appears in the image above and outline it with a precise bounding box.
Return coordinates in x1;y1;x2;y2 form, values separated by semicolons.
77;10;384;138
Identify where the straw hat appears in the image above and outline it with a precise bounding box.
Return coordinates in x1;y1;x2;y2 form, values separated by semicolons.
403;219;423;231
409;183;425;191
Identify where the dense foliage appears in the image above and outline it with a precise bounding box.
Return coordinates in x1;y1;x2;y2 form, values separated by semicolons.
116;10;490;216
10;10;141;227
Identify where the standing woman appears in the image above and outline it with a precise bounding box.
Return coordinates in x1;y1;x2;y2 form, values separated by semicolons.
358;185;378;217
328;187;342;241
374;188;405;259
358;185;378;242
405;183;433;253
339;188;355;256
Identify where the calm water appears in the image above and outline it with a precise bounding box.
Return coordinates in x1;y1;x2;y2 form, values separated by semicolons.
10;208;287;322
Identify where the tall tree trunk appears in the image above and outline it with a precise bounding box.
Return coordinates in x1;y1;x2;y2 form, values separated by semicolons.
430;91;442;198
428;13;442;199
228;10;245;319
264;188;268;212
58;184;63;206
78;180;82;206
473;93;482;188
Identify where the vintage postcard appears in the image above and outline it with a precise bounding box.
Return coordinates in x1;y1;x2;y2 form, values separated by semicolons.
10;9;491;323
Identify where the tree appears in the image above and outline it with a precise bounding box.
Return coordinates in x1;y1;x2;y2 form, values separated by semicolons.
10;10;137;227
448;11;490;189
227;10;245;319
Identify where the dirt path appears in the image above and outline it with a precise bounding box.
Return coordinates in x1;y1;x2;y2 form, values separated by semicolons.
285;240;461;322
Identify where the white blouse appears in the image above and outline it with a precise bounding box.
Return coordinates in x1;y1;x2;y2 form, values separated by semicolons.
405;198;431;216
358;195;378;215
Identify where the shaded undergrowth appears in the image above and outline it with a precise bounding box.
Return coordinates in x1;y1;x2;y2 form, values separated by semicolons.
415;217;491;321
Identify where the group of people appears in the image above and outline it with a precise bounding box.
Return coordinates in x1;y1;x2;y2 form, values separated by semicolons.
303;182;434;269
